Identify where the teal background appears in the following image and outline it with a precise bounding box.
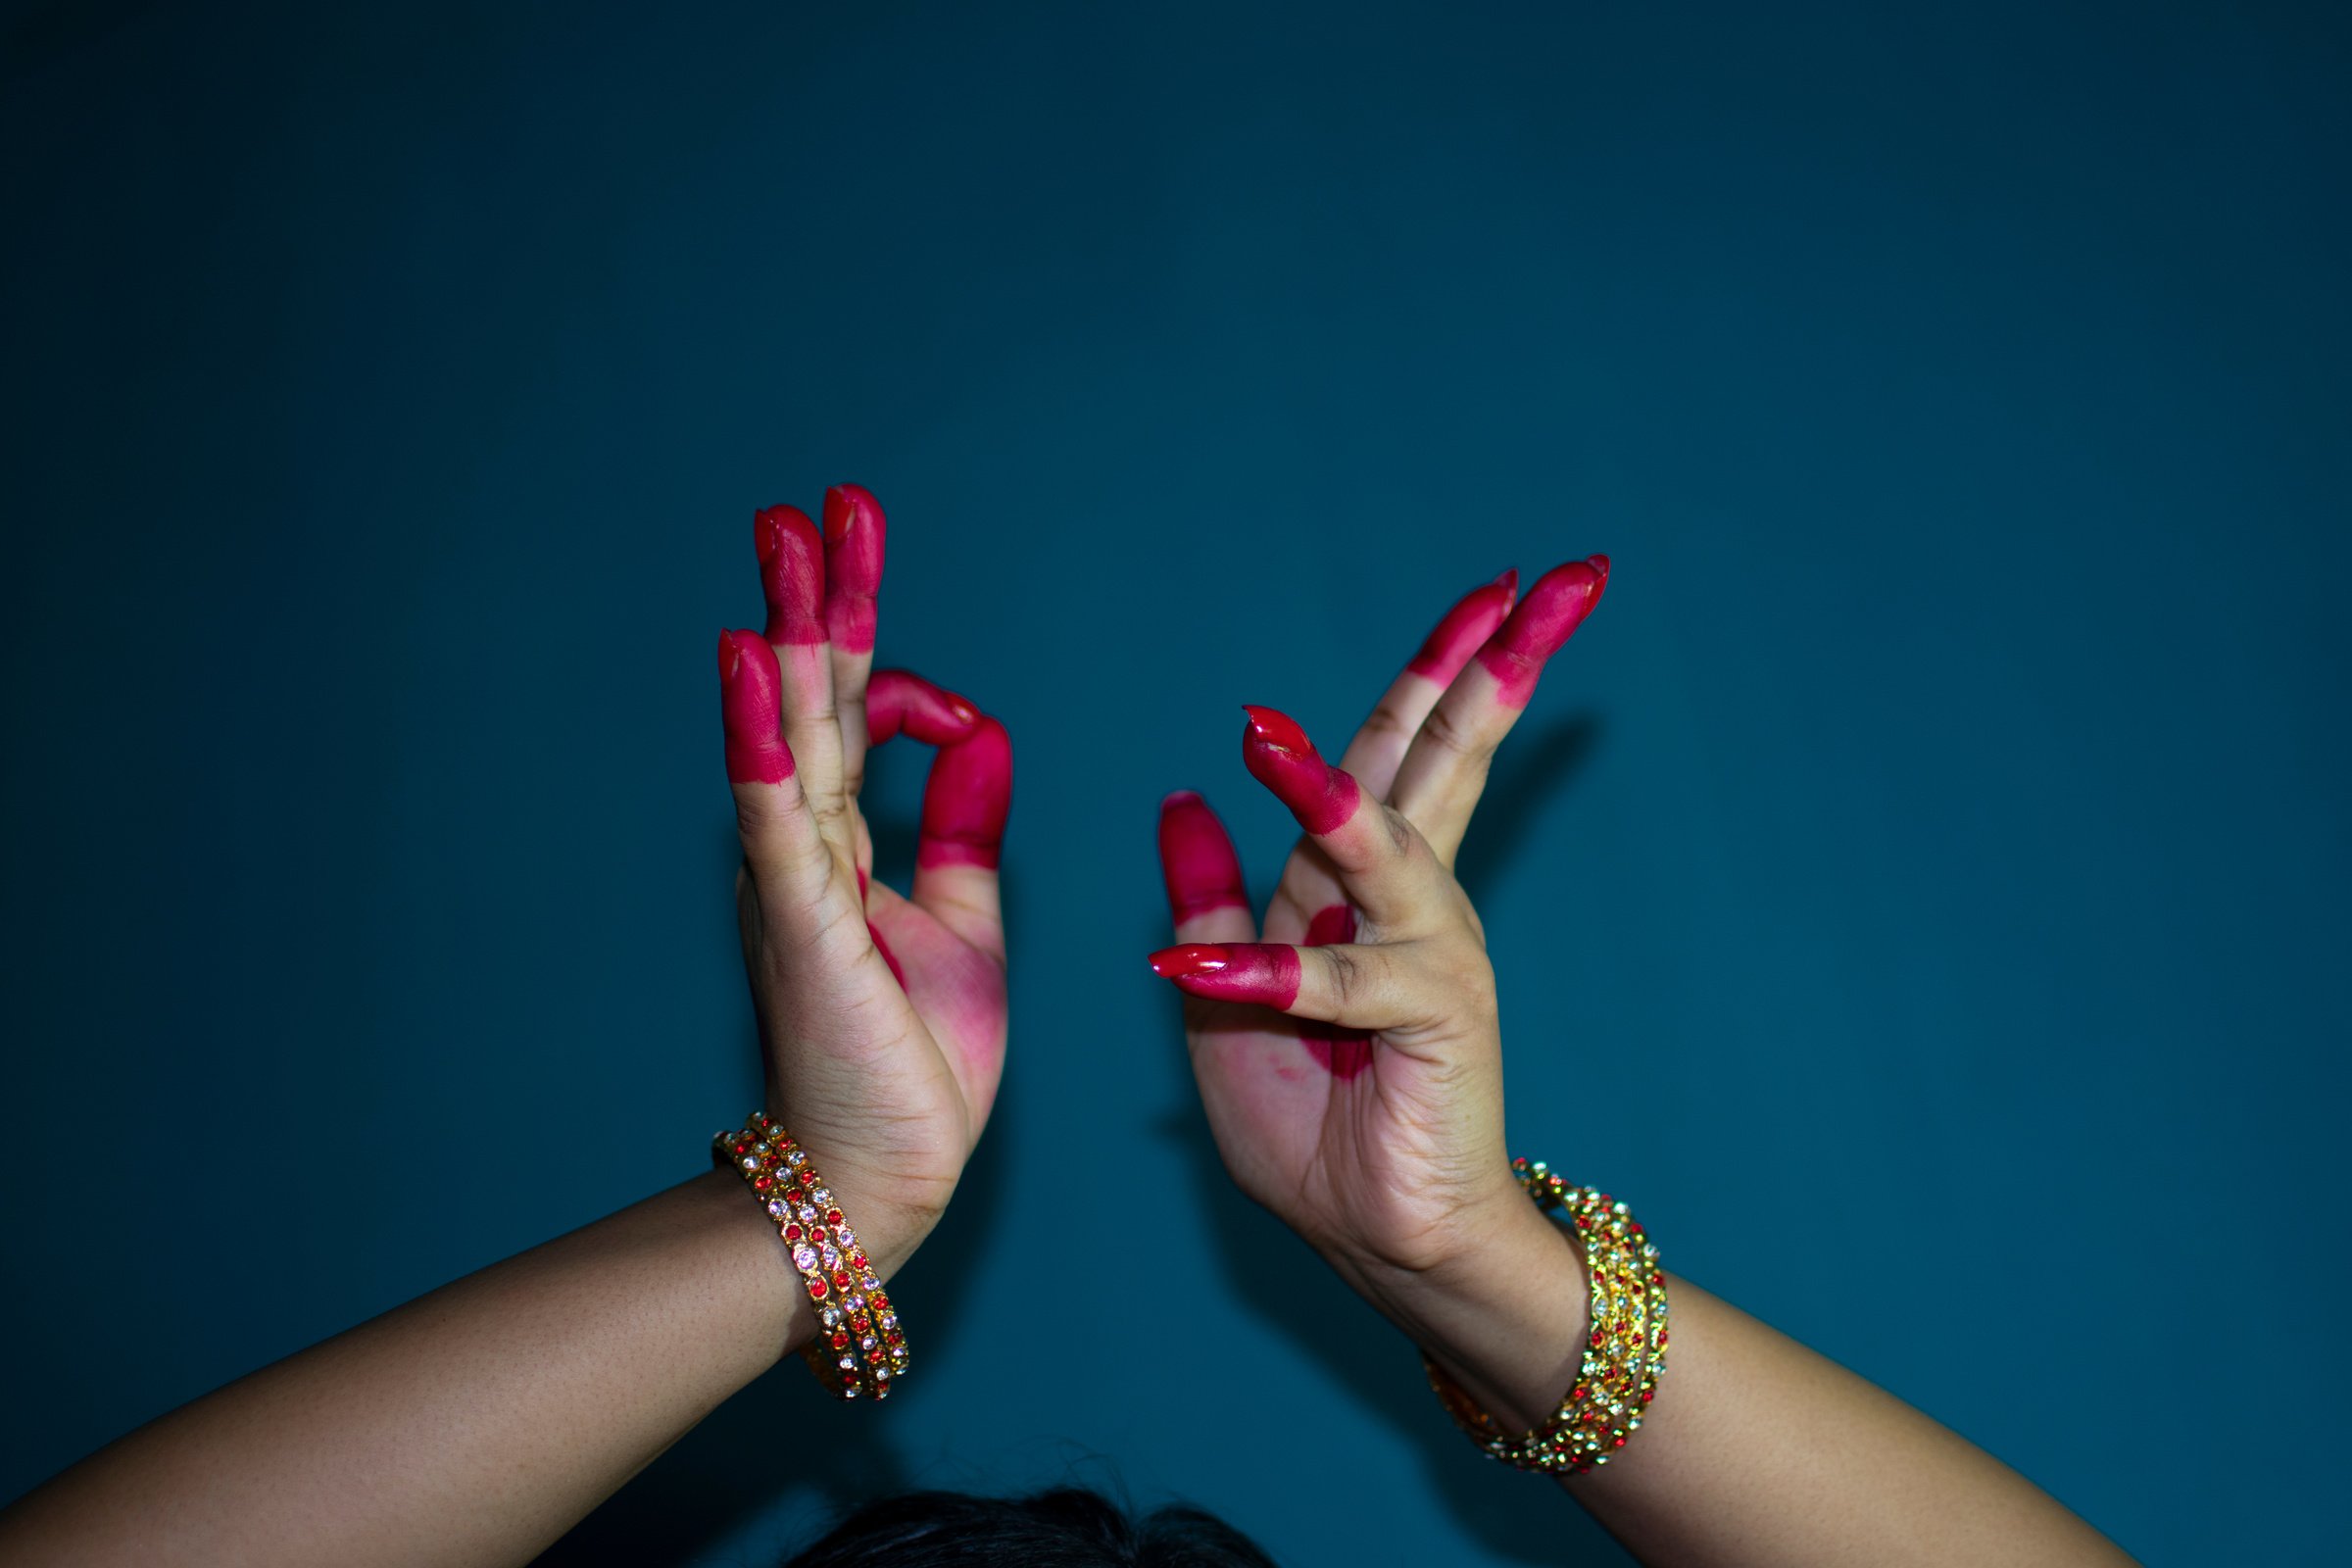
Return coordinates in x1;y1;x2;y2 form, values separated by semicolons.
3;3;2346;1563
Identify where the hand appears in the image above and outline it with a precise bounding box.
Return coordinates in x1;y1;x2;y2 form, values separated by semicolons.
1150;558;1607;1320
719;486;1011;1271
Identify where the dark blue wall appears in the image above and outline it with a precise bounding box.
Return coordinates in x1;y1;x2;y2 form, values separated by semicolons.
4;4;2344;1562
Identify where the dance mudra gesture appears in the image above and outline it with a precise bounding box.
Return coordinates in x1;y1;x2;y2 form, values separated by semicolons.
0;488;2134;1566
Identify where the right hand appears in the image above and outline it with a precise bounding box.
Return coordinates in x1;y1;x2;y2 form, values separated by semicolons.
1149;559;1607;1312
718;485;1012;1272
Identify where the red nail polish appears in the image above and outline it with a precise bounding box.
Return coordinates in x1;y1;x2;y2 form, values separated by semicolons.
1241;706;1360;836
718;630;795;784
1476;557;1608;709
1408;572;1519;681
1147;943;1302;1006
916;716;1012;869
1494;566;1521;612
1158;790;1250;922
867;670;983;747
822;485;886;653
757;505;826;647
1149;943;1232;978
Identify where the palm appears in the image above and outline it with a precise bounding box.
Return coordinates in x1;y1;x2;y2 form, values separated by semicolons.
1187;829;1498;1271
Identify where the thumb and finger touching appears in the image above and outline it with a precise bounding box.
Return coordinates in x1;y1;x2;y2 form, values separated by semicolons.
1151;554;1610;1046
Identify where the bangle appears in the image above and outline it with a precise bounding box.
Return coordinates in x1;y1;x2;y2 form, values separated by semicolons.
711;1112;909;1399
1422;1158;1668;1473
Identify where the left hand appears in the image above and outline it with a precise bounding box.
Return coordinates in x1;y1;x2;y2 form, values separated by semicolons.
719;485;1010;1267
1149;559;1607;1308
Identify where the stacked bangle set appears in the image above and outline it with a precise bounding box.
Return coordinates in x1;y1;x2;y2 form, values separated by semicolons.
716;1121;1652;1462
1424;1158;1669;1474
712;1112;908;1399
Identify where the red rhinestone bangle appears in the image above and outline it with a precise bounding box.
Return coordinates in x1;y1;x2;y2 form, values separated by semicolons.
712;1111;909;1399
1423;1159;1668;1473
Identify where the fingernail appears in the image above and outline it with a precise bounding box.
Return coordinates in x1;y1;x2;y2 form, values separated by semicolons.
718;630;795;784
1158;791;1249;922
1477;558;1608;709
822;484;886;653
757;505;826;647
916;716;1012;869
1148;943;1303;1006
1149;943;1232;978
1409;572;1519;680
1243;704;1313;754
1242;705;1359;835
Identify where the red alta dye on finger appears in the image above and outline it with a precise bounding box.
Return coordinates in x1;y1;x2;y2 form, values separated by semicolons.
867;669;981;747
868;920;907;988
1477;556;1609;709
916;716;1011;869
1241;706;1360;835
718;630;796;784
1300;904;1373;1080
821;484;886;654
1406;569;1518;681
756;505;826;646
1146;944;1302;1007
1158;791;1249;922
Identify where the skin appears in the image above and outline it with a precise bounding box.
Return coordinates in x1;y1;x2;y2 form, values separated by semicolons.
1152;563;2138;1568
0;527;2132;1568
0;488;1009;1567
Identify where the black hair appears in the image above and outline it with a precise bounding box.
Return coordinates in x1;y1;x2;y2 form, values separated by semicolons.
781;1487;1281;1568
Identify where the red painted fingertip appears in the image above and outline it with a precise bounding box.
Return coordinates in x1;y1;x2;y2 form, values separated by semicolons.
1475;556;1609;709
1241;705;1360;836
822;484;887;653
756;504;826;647
1407;571;1520;681
867;669;984;747
916;714;1012;869
1146;942;1302;1006
717;629;796;784
1149;942;1231;978
1158;790;1250;922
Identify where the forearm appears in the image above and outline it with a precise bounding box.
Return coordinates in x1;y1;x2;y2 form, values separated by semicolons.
0;1168;894;1568
1356;1203;2136;1568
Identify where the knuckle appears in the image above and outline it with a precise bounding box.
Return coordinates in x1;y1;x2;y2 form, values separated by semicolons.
1322;945;1365;1007
1416;699;1487;762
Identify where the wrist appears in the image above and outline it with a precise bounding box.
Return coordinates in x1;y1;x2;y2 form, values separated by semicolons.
1340;1193;1592;1435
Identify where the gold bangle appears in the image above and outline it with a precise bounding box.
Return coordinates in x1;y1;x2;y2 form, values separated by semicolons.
1423;1159;1668;1473
711;1112;908;1399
